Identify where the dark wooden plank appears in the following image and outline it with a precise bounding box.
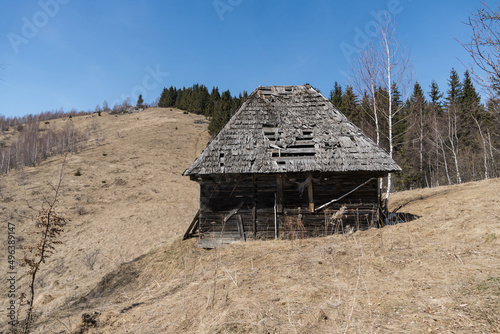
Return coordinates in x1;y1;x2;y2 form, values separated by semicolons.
183;209;200;240
236;215;245;241
252;175;257;239
277;174;283;213
307;172;314;212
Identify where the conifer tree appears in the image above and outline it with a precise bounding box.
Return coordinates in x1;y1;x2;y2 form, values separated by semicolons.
429;80;443;113
357;92;376;139
410;82;428;186
428;80;445;186
205;87;221;118
446;68;462;105
340;86;359;123
136;94;144;108
208;89;232;136
159;86;177;108
198;85;210;115
460;71;481;117
391;84;408;154
329;82;343;109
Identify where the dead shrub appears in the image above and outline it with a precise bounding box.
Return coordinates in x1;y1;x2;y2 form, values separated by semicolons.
282;215;306;241
82;250;100;271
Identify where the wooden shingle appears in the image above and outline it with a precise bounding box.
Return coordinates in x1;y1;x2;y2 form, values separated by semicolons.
183;84;400;176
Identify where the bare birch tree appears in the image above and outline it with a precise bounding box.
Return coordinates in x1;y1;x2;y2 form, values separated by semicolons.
351;41;381;146
350;41;385;204
460;2;500;178
350;10;412;206
376;13;412;204
446;107;462;184
460;1;500;99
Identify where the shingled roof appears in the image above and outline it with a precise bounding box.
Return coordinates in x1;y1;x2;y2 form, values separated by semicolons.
183;84;401;176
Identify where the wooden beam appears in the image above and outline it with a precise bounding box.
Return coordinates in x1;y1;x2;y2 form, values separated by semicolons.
315;177;376;212
236;215;245;241
252;204;257;239
307;172;314;212
274;192;278;239
223;202;244;224
183;209;200;240
252;175;257;239
276;174;283;213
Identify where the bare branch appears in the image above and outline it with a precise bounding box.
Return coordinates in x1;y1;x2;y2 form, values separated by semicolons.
459;1;500;99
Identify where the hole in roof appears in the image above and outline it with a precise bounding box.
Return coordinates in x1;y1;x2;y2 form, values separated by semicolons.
263;127;280;142
289;143;315;149
302;130;313;137
272;152;315;157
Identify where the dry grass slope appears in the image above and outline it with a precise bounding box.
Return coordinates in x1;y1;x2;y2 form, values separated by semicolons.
1;108;499;333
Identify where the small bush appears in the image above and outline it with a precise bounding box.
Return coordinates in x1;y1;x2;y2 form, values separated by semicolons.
77;312;100;333
82;250;100;270
74;169;82;176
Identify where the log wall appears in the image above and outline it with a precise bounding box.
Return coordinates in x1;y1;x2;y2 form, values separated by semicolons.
196;172;383;248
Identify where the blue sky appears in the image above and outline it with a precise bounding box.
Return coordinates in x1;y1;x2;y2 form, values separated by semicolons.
0;0;494;118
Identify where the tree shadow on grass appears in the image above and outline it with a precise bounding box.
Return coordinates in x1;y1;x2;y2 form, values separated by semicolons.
384;212;421;226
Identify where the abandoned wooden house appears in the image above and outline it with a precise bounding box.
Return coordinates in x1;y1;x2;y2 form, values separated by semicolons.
183;84;400;247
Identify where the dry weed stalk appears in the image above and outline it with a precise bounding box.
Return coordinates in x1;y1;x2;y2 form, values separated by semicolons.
207;218;225;309
208;248;220;309
218;245;239;287
343;234;374;334
183;244;190;318
284;283;298;334
323;246;342;308
328;206;347;235
283;214;306;242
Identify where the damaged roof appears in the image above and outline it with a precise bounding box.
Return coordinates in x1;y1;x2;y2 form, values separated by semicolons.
183;84;401;176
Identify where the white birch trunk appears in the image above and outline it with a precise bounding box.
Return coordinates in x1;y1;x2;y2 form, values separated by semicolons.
471;115;488;179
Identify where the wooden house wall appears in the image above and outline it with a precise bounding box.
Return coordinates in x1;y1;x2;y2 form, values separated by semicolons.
196;172;381;247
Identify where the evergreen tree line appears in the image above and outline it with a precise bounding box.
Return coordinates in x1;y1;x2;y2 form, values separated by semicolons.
330;68;500;190
158;84;248;136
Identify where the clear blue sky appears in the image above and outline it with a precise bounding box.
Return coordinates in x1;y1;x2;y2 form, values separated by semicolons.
0;0;494;118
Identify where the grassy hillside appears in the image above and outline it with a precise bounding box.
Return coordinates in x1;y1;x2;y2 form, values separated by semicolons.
1;108;499;333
